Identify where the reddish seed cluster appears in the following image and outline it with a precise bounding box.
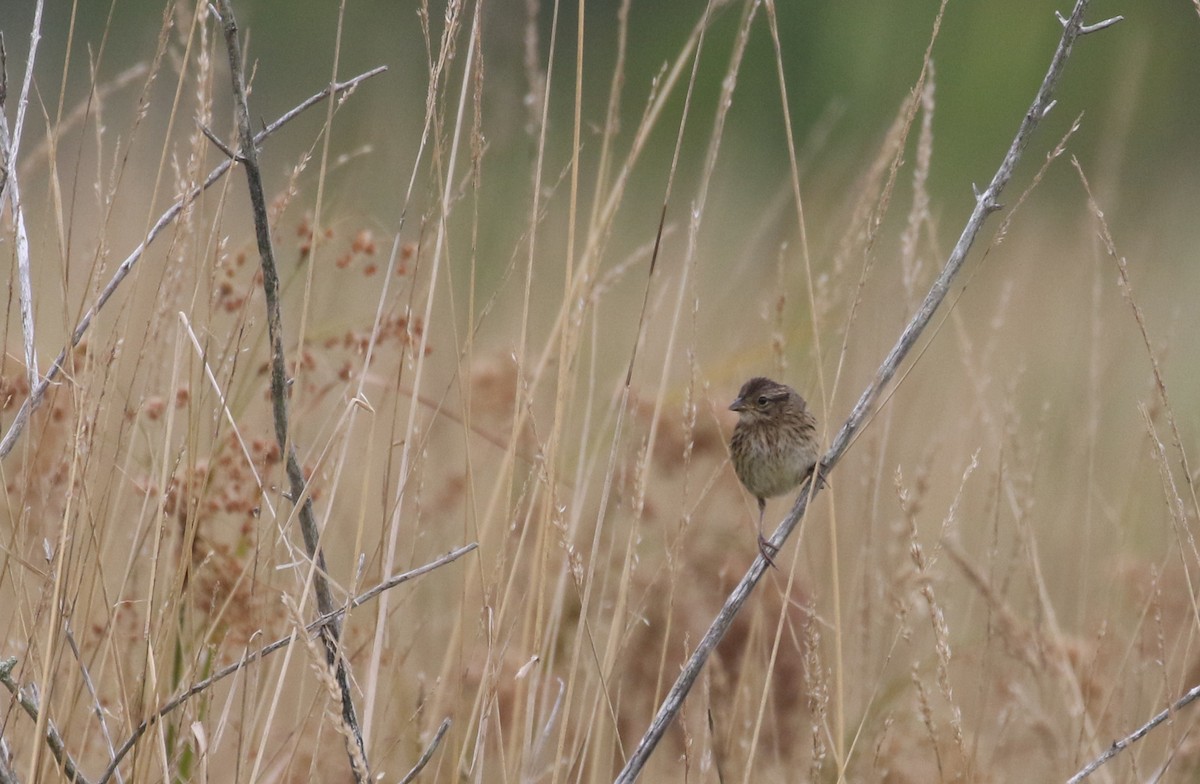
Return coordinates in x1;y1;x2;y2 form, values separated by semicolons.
470;360;518;422
143;397;166;421
332;227;386;277
296;215;334;259
0;373;32;411
137;387;190;421
397;242;415;275
293;350;318;376
213;279;248;313
218;221;411;319
213;250;253;313
326;314;430;357
188;534;268;646
136;431;291;526
180;437;285;645
351;229;376;255
249;437;282;466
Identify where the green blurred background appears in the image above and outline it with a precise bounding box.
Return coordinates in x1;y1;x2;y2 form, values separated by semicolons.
4;0;1195;250
4;0;1198;469
3;0;1198;444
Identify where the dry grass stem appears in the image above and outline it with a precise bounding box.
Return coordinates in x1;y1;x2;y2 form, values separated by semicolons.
0;656;93;784
5;0;1193;780
0;63;386;459
1;0;44;389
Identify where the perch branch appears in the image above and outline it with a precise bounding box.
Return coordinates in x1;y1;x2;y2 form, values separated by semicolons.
1066;681;1200;783
614;1;1121;780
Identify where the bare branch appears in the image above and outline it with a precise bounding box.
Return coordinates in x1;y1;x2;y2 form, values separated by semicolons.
97;544;476;784
0;33;8;202
0;64;386;460
398;717;452;784
1057;9;1124;34
614;0;1115;779
1079;16;1123;34
0;656;94;784
64;621;125;784
197;121;239;160
212;2;370;775
1067;681;1200;783
0;734;15;784
0;1;45;388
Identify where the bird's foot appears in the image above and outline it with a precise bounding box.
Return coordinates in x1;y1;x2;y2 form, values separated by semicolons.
758;534;779;569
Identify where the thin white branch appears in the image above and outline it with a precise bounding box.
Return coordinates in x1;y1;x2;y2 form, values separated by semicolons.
0;3;45;386
0;65;386;461
1057;10;1124;33
398;718;452;784
177;312;278;522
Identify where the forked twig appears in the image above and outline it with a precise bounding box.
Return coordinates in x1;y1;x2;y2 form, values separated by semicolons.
0;63;387;460
614;1;1121;779
213;0;368;778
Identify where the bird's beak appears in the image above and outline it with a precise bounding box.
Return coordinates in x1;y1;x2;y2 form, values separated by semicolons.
729;396;745;412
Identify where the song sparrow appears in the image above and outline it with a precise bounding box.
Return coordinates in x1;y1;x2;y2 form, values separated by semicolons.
729;377;820;566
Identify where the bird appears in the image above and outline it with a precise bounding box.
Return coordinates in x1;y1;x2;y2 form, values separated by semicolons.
728;377;821;567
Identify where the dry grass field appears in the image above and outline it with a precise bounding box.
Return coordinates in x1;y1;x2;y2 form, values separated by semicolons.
2;0;1200;782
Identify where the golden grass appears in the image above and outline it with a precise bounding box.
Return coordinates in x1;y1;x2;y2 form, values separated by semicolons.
1;1;1198;782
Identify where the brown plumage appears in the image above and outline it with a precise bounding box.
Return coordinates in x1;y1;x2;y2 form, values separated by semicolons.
729;377;820;566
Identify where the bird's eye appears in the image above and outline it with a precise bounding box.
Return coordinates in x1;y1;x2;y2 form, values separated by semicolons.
757;395;768;406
